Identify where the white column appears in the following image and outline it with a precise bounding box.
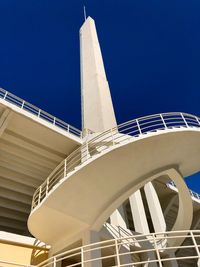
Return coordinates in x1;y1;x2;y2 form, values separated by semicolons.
80;17;117;134
144;182;166;232
129;190;158;267
129;190;150;234
110;205;127;229
82;230;102;267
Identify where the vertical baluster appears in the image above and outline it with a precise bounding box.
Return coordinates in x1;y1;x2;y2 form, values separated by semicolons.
64;159;67;177
136;119;142;134
153;234;162;267
160;114;167;129
115;239;120;267
181;113;189;127
190;231;200;259
81;247;84;267
3;91;8;100
21;100;25;109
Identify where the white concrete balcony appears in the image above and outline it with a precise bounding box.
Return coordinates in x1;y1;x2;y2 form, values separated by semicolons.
30;112;200;212
28;112;200;245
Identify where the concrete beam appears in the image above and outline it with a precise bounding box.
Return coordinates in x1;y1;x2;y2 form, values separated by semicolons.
0;176;34;196
0;108;13;138
0;197;30;213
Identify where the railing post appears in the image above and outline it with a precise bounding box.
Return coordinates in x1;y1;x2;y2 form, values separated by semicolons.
160;114;167;129
115;239;120;267
53;256;56;267
190;231;200;258
46;178;49;195
111;128;115;146
180;113;189;127
21;100;25;109
136;119;142;134
38;109;41;117
53;117;56;125
64;159;67;177
152;234;162;267
195;116;200;126
38;186;42;205
68;124;70;132
81;247;84;267
3;91;8;100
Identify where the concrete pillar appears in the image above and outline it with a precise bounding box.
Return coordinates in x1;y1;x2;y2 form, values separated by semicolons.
129;190;150;234
80;16;117;134
82;230;102;267
110;205;127;229
144;182;166;232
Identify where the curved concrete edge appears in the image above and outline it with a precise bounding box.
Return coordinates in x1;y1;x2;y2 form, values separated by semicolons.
91;168;193;247
28;129;199;245
31;127;200;215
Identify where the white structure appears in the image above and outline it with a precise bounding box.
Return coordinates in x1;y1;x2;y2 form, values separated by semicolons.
0;16;200;267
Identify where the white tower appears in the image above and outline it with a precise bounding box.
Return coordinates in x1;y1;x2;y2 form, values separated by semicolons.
80;17;117;135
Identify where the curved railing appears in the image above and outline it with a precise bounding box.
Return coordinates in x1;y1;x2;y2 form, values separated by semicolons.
0;87;81;137
31;112;200;210
167;181;200;200
32;230;200;267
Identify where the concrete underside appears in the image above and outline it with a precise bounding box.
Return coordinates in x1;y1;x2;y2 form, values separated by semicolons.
0;101;82;235
28;128;200;244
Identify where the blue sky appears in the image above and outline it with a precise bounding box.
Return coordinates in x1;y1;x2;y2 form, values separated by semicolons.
0;0;200;192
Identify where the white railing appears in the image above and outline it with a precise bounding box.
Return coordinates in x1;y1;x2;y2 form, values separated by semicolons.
31;112;200;210
0;87;81;138
6;230;197;267
167;181;200;200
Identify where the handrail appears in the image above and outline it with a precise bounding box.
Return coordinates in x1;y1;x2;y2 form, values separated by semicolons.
24;230;200;267
167;181;200;200
31;112;200;210
0;87;82;138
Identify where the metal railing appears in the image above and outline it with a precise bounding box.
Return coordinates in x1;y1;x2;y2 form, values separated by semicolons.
0;87;81;138
31;112;200;210
1;230;200;267
2;230;196;267
167;181;200;200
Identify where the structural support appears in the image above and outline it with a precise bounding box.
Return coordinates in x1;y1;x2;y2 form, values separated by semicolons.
110;205;127;229
82;230;102;267
129;190;150;234
0;108;13;137
144;182;166;233
80;17;117;134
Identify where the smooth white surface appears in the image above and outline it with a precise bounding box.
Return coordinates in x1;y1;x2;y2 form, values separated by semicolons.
80;17;116;133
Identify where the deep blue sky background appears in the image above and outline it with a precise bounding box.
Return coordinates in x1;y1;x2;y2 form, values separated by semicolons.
0;0;200;192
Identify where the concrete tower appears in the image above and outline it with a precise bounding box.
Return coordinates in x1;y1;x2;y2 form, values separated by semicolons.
80;17;117;135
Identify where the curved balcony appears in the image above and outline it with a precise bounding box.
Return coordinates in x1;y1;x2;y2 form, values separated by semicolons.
28;112;200;244
31;112;200;211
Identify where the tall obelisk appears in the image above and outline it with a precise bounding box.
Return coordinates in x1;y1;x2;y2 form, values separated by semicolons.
80;17;117;136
